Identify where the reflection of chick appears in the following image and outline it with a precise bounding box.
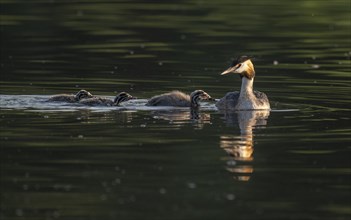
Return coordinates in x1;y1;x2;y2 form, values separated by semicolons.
150;109;211;129
146;90;214;107
79;92;134;106
47;90;93;103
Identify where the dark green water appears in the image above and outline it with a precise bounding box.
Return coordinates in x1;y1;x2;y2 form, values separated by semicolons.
1;0;350;220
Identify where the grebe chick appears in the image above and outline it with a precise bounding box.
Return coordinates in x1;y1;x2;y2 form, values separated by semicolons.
47;89;93;103
216;56;270;110
79;92;135;106
146;90;214;107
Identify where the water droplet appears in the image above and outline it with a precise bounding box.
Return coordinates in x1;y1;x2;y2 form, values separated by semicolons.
16;209;23;216
273;60;279;65
311;64;320;69
34;184;40;190
158;61;163;66
22;184;29;190
100;194;107;201
64;185;71;191
159;188;167;194
43;115;49;119
53;211;60;218
187;182;196;189
77;10;83;16
115;178;121;184
78;135;84;139
226;193;235;200
129;50;134;55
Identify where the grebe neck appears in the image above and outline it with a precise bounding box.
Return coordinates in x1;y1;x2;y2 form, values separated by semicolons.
239;77;254;98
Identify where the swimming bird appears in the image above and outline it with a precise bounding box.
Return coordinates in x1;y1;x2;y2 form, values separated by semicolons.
79;92;135;106
47;89;93;103
146;90;214;107
216;56;270;110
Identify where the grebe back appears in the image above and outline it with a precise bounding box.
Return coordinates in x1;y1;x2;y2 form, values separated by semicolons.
79;92;135;106
47;89;93;103
146;90;214;107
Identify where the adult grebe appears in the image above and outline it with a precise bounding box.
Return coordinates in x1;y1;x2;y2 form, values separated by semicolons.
146;90;214;107
47;89;93;103
79;92;135;106
216;56;270;110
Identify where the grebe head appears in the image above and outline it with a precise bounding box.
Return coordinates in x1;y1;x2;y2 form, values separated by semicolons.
190;90;215;107
114;92;135;106
75;90;93;100
220;56;255;79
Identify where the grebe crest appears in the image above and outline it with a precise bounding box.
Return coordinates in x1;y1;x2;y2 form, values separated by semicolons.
221;56;255;80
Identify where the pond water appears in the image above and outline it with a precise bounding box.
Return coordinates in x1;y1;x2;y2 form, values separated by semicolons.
1;0;350;220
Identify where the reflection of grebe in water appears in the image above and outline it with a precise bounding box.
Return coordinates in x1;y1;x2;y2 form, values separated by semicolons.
150;109;211;129
220;110;269;181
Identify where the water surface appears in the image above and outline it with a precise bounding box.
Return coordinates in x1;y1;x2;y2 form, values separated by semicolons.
1;0;350;220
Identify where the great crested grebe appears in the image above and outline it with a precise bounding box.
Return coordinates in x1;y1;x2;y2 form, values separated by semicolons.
47;89;93;103
216;56;270;110
146;90;214;107
79;92;135;106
